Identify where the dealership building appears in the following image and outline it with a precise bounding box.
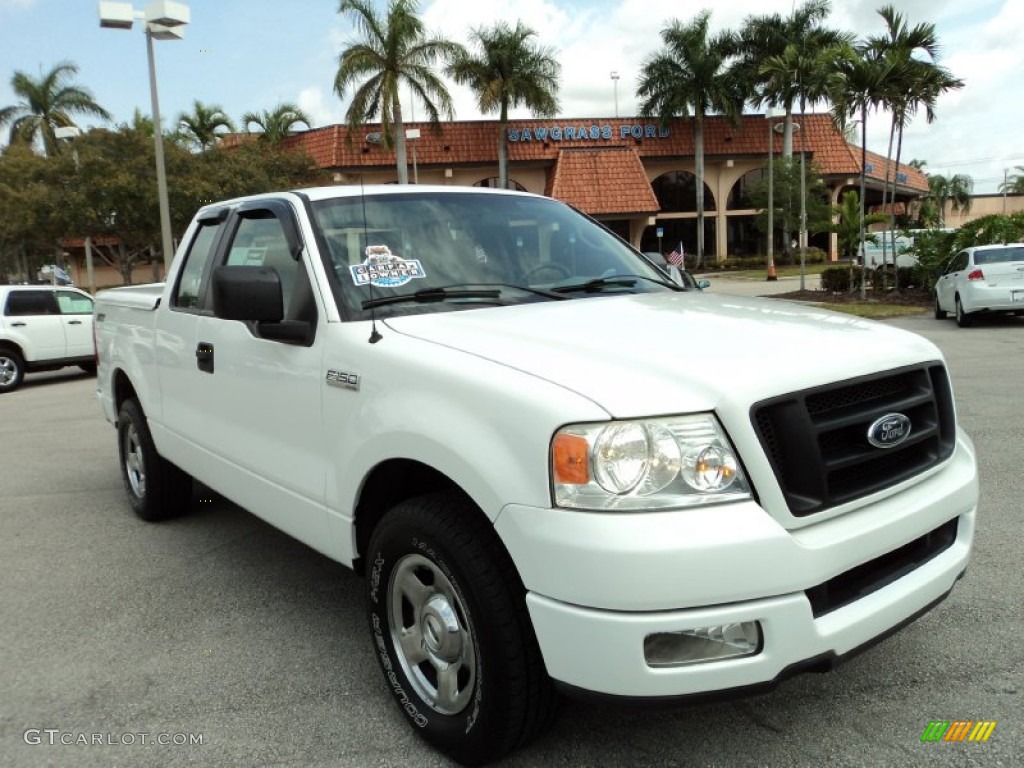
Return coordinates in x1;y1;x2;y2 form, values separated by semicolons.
55;112;930;289
277;112;929;263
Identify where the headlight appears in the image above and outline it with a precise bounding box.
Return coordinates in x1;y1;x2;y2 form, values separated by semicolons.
551;414;751;510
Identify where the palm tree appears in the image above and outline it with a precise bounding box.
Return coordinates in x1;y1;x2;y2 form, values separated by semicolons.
735;1;846;157
241;103;311;144
830;44;893;299
832;190;887;289
177;100;235;151
638;10;742;267
447;21;559;190
1000;166;1024;195
0;61;110;156
867;5;963;284
923;173;973;227
334;0;462;184
736;1;849;280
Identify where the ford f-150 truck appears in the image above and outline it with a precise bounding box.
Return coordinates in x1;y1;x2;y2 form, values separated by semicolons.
95;186;979;766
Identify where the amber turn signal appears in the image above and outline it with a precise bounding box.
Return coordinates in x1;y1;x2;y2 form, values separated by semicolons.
552;433;589;485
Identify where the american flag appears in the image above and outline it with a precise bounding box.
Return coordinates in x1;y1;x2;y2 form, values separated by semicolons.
666;243;684;267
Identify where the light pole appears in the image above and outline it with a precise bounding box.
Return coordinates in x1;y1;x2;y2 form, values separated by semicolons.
766;109;776;281
99;1;190;275
610;72;620;118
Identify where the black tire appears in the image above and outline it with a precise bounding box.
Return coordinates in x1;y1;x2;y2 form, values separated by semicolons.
955;295;973;327
934;295;947;320
0;347;25;393
366;491;558;765
117;398;192;521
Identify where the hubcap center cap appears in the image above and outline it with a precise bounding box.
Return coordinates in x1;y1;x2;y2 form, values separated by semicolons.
421;594;462;662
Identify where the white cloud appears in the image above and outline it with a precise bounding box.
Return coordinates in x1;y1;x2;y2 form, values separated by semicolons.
296;86;342;130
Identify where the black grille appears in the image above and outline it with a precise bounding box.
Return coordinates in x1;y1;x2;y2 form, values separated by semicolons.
805;518;959;617
751;364;956;516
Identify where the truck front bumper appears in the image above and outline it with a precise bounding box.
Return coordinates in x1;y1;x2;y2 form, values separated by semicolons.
494;435;977;698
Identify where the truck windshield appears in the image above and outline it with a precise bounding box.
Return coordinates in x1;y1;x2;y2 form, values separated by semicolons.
310;191;673;320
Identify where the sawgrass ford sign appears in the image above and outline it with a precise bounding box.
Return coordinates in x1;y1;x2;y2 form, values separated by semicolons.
507;123;671;142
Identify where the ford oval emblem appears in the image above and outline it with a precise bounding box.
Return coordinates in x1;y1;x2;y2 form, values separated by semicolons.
867;413;912;449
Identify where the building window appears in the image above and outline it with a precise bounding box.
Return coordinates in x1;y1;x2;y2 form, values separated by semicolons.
474;177;528;192
651;171;716;213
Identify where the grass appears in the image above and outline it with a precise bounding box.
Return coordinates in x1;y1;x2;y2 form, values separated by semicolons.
702;263;832;280
803;302;929;319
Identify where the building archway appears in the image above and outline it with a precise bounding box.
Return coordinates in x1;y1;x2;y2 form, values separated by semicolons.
651;170;715;213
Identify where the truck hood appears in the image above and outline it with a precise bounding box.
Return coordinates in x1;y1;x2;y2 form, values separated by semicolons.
383;292;941;418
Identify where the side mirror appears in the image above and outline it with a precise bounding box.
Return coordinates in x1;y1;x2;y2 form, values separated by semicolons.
212;266;283;321
212;266;314;345
697;278;711;290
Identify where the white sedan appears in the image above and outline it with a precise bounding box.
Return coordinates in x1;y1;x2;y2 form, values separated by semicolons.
934;243;1024;327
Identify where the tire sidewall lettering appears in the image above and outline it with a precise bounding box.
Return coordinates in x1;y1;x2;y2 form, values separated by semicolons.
368;531;484;737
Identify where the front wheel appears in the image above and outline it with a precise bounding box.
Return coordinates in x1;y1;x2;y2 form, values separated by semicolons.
117;398;192;521
0;348;25;393
366;492;557;765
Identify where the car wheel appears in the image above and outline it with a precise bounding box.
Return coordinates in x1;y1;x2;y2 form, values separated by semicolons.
0;348;25;393
934;295;947;320
366;491;558;765
117;398;192;521
955;295;973;328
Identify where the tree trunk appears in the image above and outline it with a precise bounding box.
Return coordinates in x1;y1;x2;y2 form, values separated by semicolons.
498;100;509;189
880;115;898;290
393;97;409;185
892;123;907;293
119;243;133;286
859;109;868;301
694;114;705;268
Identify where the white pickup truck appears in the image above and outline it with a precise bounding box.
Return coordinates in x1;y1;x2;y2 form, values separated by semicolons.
95;186;979;765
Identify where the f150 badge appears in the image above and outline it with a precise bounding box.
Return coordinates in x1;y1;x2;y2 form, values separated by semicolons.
867;413;911;448
326;370;360;390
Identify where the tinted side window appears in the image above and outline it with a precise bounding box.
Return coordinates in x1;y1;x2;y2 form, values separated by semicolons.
56;291;94;315
226;214;299;316
173;222;222;310
4;290;58;316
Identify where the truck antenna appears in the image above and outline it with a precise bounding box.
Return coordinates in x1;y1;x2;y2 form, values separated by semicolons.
360;176;383;344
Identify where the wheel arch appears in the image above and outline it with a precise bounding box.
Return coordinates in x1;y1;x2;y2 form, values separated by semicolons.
0;339;25;358
111;368;139;420
353;459;480;572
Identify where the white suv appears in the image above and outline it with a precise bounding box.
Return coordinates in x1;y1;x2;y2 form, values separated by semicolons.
0;285;96;393
934;243;1024;326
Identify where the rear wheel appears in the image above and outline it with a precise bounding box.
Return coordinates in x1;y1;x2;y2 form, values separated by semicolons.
934;295;947;320
0;348;25;393
117;398;192;521
366;491;558;765
955;295;973;327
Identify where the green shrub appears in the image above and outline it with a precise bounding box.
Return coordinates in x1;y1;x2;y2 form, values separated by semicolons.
820;266;863;292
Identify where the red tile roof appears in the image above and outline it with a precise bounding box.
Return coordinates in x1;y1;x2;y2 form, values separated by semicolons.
546;147;658;215
265;112;928;194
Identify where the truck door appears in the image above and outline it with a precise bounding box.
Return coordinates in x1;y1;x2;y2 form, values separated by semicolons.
157;208;229;438
2;290;65;361
189;200;329;547
54;290;95;358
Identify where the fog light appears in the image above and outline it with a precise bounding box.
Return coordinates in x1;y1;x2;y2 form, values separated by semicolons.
644;622;762;667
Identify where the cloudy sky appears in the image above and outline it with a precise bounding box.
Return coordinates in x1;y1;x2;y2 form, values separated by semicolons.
1;0;1020;192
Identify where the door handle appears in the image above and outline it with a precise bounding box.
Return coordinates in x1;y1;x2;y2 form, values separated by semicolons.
68;320;83;325
196;342;214;374
10;321;26;327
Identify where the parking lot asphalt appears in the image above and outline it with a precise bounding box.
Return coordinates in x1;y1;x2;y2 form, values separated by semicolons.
1;312;1021;767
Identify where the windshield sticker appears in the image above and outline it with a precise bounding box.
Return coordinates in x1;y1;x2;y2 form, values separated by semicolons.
349;245;426;288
